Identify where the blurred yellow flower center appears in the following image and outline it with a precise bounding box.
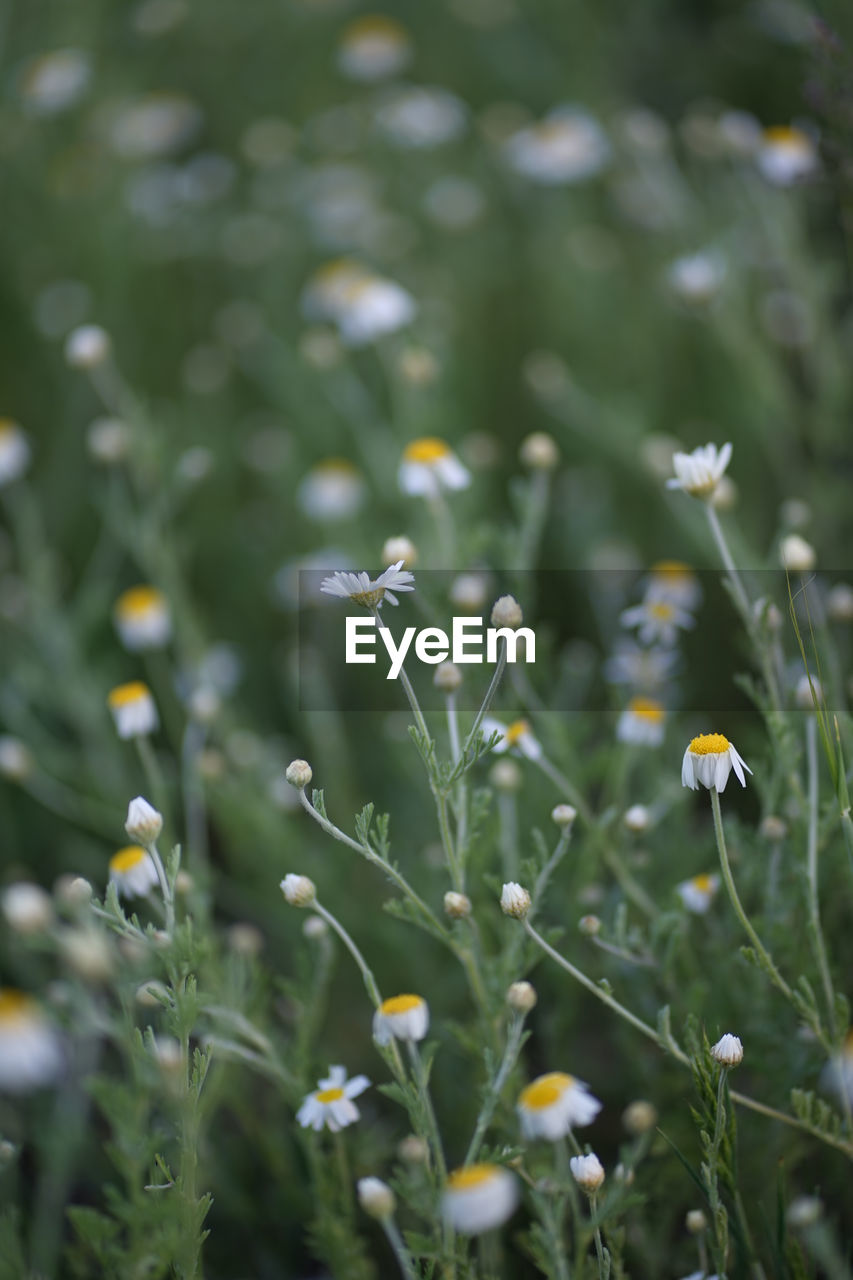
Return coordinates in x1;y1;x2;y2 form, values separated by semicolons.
764;125;810;151
691;874;714;892
0;990;35;1023
519;1072;572;1110
505;720;531;745
628;698;665;723
380;994;423;1015
315;1087;345;1103
110;846;148;872
313;458;359;476
689;733;730;755
108;681;150;708
0;418;17;440
446;1164;498;1190
403;437;451;464
647;602;675;620
651;560;692;580
116;586;164;618
344;15;407;43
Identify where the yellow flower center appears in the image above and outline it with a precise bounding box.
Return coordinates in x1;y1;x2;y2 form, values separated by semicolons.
446;1164;499;1191
0;989;35;1023
691;874;714;892
108;681;151;708
313;458;359;476
350;587;386;609
518;1072;573;1110
651;560;692;580
344;15;407;43
0;418;18;440
116;586;164;618
505;720;531;745
380;994;423;1015
315;1086;345;1103
764;125;810;151
689;733;730;756
110;845;149;873
628;698;665;723
647;601;675;621
402;437;451;464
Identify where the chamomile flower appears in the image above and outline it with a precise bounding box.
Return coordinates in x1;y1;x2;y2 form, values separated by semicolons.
18;48;91;116
109;846;159;898
620;599;694;647
398;437;471;497
757;126;818;186
442;1164;520;1235
337;16;411;82
0;420;31;487
570;1153;605;1193
296;1065;371;1133
676;872;720;914
517;1072;602;1140
504;106;611;185
373;85;467;149
0;990;63;1091
107;681;159;739
821;1029;853;1108
645;561;702;611
372;994;429;1045
604;640;680;689
337;276;417;347
617;697;666;747
681;733;752;792
666;251;726;304
320;560;414;609
481;717;542;760
667;442;732;500
114;586;172;652
297;459;367;522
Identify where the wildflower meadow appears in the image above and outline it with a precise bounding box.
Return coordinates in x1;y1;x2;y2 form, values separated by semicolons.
3;1;853;1277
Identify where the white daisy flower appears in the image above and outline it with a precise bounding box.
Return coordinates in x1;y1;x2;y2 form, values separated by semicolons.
19;48;91;116
373;85;467;149
666;442;732;500
619;598;694;647
441;1164;519;1235
821;1030;853;1109
0;735;34;781
336;276;417;347
109;846;160;898
504;106;611;185
398;436;471;497
604;640;680;689
757;126;818;186
114;586;172;652
481;717;542;760
337;16;411;82
297;459;366;522
616;697;666;747
296;1064;371;1133
108;92;202;160
0;420;31;487
645;560;702;612
517;1072;602;1140
0;991;63;1092
676;872;720;914
1;883;54;934
681;733;752;792
320;560;414;610
372;994;429;1045
666;251;726;304
107;681;159;739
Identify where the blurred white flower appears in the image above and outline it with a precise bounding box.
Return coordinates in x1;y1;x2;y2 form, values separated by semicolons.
114;586;172;651
125;796;164;847
109;92;202;159
667;442;732;500
645;561;702;611
1;883;53;934
570;1152;605;1193
337;15;411;82
298;459;367;521
504;106;610;184
320;560;414;609
442;1164;519;1235
398;437;470;497
676;872;720;913
780;533;816;572
482;717;542;760
757;125;818;185
0;991;63;1092
374;85;467;148
0;736;34;781
65;325;110;369
19;48;91;116
604;640;680;688
620;599;694;647
517;1072;602;1140
107;682;159;739
681;734;751;792
373;994;429;1044
423;176;485;230
301;259;416;345
109;846;159;898
666;251;726;304
357;1176;396;1219
617;697;666;747
0;421;31;487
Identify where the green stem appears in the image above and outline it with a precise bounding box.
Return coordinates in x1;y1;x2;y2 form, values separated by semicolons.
407;1040;447;1182
462;639;507;758
464;1014;526;1164
381;1216;420;1280
311;900;382;1008
805;716;837;1038
534;752;592;823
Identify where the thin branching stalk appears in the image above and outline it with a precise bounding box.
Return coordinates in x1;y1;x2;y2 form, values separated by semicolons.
464;1012;527;1164
462;637;508;758
311;899;383;1008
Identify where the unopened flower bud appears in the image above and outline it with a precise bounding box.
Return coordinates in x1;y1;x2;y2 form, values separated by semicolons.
398;1134;429;1163
175;871;194;895
281;874;316;907
226;923;264;956
827;583;853;623
136;979;170;1007
579;914;601;937
357;1176;396;1219
780;534;816;572
760;815;787;841
490;759;521;792
787;1196;823;1228
124;796;163;846
434;661;462;692
622;1100;658;1134
381;536;417;568
491;594;523;628
711;1033;743;1066
570;1153;605;1193
500;882;530;919
1;882;53;933
0;736;34;781
285;759;313;789
551;803;577;829
686;1209;708;1234
53;875;93;910
303;914;328;940
507;980;537;1013
60;928;112;982
65;324;110;369
444;891;471;919
519;431;559;470
623;804;650;833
